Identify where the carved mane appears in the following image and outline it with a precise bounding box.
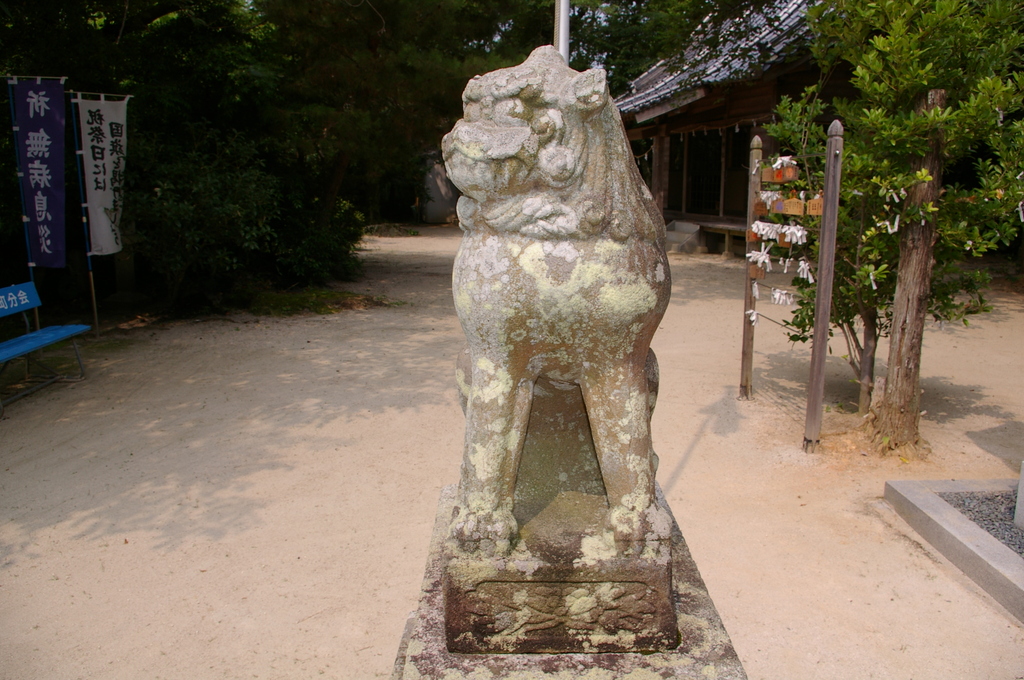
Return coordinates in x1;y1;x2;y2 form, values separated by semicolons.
442;46;664;244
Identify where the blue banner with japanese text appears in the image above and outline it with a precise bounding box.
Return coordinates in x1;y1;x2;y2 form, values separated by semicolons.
9;78;66;268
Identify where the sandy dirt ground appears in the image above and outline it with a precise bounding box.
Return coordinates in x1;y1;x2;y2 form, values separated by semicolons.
2;225;1023;680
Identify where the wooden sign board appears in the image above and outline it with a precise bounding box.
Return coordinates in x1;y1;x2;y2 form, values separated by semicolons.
762;165;800;183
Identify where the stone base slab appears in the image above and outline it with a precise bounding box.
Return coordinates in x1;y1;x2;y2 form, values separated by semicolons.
885;478;1024;624
444;501;678;653
392;485;746;679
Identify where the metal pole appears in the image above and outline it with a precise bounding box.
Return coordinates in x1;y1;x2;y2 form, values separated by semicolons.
739;135;762;399
803;120;844;451
554;0;570;63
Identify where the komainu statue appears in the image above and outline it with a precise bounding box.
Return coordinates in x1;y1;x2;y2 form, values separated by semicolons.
441;45;676;654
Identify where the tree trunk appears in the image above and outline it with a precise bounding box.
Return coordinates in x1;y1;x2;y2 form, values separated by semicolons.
873;89;945;456
857;305;879;415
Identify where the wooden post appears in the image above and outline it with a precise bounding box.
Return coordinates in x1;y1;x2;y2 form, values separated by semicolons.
651;132;670;212
739;135;762;399
803;120;844;451
87;269;100;338
681;132;689;211
719;129;727;218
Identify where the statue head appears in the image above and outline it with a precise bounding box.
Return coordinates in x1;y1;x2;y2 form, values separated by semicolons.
442;46;661;242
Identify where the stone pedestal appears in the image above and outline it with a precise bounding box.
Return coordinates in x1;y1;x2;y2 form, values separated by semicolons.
444;371;678;654
392;486;747;680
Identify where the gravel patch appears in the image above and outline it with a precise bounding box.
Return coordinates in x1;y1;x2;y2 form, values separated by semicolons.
938;490;1024;558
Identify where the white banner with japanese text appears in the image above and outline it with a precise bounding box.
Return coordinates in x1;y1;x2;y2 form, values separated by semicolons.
73;95;129;255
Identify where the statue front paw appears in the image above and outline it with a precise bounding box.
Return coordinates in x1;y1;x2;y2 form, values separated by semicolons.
608;504;652;556
450;506;518;556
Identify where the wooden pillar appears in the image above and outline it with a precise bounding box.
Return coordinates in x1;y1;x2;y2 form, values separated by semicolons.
651;129;670;212
719;129;727;218
739;135;762;399
681;132;689;212
803;120;845;451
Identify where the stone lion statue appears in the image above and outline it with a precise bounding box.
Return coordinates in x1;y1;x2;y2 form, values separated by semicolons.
442;45;671;557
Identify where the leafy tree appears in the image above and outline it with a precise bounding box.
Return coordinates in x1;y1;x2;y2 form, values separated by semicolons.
0;0;676;304
128;125;278;304
253;0;546;225
0;0;285;301
570;1;663;96
767;0;1024;456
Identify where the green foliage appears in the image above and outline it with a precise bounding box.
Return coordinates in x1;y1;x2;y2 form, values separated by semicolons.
570;1;663;96
127;124;279;304
0;0;675;308
766;0;1024;406
273;196;365;285
252;0;558;224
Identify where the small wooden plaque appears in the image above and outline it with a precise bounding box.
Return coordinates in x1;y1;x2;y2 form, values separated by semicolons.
748;263;766;280
771;199;786;213
807;198;824;216
747;229;760;242
777;232;791;248
754;199;768;216
783;198;805;216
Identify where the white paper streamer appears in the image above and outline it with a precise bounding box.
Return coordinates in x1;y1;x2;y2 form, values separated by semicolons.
752;280;760;299
770;287;794;305
781;223;807;244
746;243;773;271
751;220;780;239
798;259;814;284
746;309;759;326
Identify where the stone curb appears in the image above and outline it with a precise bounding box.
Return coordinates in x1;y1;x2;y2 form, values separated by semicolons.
884;479;1024;624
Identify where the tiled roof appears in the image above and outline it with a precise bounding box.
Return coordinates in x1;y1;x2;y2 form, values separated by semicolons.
616;0;811;117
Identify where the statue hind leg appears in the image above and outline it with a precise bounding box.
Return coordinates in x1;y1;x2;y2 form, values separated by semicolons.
580;353;658;553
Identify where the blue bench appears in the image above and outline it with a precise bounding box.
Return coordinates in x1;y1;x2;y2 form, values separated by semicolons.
0;282;90;417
